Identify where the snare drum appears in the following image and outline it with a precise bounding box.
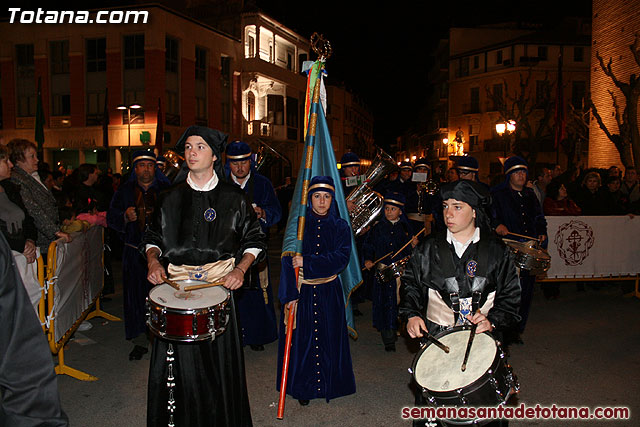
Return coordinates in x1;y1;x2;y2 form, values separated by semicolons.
503;239;551;275
376;256;411;283
147;280;231;342
410;326;519;425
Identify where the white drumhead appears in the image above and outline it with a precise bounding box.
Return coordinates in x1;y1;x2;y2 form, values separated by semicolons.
149;280;229;310
415;330;497;392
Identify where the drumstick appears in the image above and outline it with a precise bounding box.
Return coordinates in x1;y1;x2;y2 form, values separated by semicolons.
163;277;181;290
361;251;393;271
461;322;478;372
183;281;225;291
506;231;539;241
420;328;450;353
391;228;425;259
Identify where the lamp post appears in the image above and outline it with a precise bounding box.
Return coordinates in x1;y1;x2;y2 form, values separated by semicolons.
495;119;516;157
117;103;142;170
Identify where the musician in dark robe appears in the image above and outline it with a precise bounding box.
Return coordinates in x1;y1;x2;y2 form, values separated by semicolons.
225;141;281;351
107;150;171;360
363;192;416;351
277;176;356;406
405;158;439;238
340;151;361;204
144;126;266;427
0;232;68;426
490;156;547;344
400;180;520;427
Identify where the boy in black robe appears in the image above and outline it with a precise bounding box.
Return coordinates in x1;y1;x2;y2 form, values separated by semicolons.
144;126;266;427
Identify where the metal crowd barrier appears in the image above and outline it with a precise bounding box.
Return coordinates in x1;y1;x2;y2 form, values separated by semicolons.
41;226;120;381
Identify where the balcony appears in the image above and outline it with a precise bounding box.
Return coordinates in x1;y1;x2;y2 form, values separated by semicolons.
248;120;271;137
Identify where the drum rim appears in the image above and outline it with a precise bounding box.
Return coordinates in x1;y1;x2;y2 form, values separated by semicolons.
411;325;502;395
147;327;226;342
148;282;231;310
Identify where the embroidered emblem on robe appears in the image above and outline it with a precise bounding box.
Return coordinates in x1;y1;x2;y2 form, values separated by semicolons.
204;207;216;222
466;260;477;278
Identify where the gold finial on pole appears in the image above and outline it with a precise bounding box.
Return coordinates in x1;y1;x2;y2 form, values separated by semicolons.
310;32;332;62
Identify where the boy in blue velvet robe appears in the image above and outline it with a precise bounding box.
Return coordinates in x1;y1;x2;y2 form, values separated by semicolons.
363;192;417;351
277;176;356;405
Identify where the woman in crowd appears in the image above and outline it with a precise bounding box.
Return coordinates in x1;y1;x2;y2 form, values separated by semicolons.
277;176;356;406
0;145;37;262
543;181;582;216
600;176;629;215
8;139;70;253
573;171;607;215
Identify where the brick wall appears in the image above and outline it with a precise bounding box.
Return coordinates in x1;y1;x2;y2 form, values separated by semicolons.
590;0;640;168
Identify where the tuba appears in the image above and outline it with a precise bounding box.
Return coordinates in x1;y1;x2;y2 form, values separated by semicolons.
162;149;185;182
347;149;398;236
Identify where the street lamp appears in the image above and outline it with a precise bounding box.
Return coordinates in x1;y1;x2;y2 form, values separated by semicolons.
117;103;142;170
495;119;516;157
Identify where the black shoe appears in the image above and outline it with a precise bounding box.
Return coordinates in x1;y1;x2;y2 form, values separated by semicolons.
353;308;363;317
298;399;310;406
250;344;265;351
385;344;396;352
129;345;148;361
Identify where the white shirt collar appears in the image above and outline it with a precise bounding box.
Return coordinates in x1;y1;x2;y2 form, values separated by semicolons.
231;171;251;189
446;227;480;258
186;171;218;191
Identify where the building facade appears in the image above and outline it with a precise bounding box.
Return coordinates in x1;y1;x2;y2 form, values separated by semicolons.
0;5;242;172
0;4;373;182
447;24;591;182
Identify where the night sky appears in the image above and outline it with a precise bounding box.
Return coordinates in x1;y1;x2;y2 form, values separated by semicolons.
4;1;592;148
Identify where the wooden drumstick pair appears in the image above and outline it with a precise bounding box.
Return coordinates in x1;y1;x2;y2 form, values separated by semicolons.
163;277;224;291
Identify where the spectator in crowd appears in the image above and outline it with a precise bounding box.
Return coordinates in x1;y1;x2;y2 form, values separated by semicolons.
73;163;107;214
574;171;607;215
601;176;629;215
531;165;553;208
551;163;563;180
8;139;70;254
620;166;639;206
38;169;55;192
0;145;37;263
543;181;582;216
445;167;459;183
608;165;622;179
542;180;583;300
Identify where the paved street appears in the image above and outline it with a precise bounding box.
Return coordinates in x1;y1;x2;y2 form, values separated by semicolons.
55;234;639;426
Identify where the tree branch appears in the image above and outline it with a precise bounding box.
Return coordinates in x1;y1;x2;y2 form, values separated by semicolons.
596;51;628;92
